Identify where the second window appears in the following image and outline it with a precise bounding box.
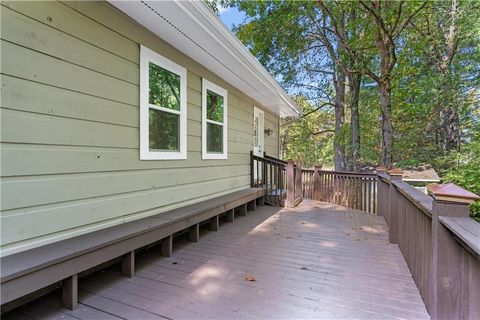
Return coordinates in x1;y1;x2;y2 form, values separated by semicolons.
202;79;228;159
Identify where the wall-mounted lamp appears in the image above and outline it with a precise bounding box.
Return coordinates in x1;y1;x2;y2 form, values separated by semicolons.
264;128;274;136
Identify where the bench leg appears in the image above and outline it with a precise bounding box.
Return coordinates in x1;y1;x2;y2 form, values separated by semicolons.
121;251;135;278
161;235;172;257
225;209;235;223
238;204;247;216
257;196;265;206
210;215;219;231
247;200;256;211
62;274;78;310
189;224;199;242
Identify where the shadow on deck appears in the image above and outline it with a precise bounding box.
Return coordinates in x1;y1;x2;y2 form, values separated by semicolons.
4;200;429;319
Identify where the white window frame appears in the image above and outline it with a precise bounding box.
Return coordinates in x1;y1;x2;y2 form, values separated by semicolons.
140;45;187;160
202;79;228;160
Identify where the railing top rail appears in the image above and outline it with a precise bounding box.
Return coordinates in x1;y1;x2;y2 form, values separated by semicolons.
317;170;378;178
391;180;433;217
378;173;391;184
439;216;480;258
264;154;288;165
252;152;287;167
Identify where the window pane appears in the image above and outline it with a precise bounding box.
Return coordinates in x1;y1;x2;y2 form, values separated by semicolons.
207;122;223;153
206;90;224;122
149;108;179;151
149;62;180;111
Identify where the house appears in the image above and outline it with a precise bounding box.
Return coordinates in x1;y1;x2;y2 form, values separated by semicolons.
0;0;299;310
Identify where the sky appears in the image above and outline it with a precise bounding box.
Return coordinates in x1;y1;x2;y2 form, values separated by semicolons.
218;5;246;31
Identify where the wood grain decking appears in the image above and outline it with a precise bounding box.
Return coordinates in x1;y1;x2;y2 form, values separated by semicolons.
3;200;429;319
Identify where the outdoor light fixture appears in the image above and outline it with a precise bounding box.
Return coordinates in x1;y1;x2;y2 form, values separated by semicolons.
264;128;274;136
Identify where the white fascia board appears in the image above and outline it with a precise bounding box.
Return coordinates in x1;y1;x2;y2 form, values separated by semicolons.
109;1;300;118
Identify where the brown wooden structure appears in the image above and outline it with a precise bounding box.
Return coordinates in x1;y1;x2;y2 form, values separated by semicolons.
3;201;430;320
377;171;480;319
2;154;480;320
1;188;265;312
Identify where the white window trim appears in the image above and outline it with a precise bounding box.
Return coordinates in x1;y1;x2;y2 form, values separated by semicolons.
202;79;228;160
140;45;187;160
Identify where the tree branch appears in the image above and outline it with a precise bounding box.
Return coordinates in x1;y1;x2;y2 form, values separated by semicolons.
393;1;428;39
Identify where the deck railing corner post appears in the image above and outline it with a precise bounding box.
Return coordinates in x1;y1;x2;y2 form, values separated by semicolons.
428;183;479;320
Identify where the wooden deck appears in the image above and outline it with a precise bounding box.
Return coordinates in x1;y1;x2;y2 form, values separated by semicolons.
4;200;429;319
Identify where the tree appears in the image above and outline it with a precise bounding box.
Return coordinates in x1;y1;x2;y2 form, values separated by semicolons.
281;97;335;168
223;1;354;170
321;0;427;166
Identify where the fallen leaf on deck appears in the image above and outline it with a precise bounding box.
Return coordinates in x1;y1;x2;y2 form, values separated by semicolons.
359;227;363;230
244;273;256;281
300;266;309;270
352;227;357;229
286;236;292;239
355;238;361;241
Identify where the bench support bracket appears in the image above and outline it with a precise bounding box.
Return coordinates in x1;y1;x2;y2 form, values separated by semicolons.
62;274;78;310
161;235;173;257
121;251;135;278
189;224;199;242
247;200;256;211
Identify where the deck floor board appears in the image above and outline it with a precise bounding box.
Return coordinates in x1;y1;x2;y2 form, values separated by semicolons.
4;200;429;319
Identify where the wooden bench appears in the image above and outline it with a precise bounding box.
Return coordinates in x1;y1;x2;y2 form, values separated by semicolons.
0;188;265;310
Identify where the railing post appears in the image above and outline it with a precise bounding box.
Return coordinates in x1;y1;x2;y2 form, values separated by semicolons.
387;168;403;244
376;166;387;219
250;151;254;187
313;166;322;201
428;183;479;320
295;160;302;204
286;160;295;207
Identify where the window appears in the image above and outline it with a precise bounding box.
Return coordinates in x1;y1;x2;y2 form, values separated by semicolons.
202;79;228;159
140;45;187;160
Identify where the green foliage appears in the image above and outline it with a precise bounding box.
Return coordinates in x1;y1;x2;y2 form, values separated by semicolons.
281;97;334;168
206;90;224;122
226;0;480;220
439;134;480;220
149;62;180;111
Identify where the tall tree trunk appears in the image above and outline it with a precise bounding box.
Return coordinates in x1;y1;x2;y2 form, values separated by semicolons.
378;79;394;166
442;105;461;152
374;9;395;167
334;70;346;171
349;72;362;171
439;0;460;153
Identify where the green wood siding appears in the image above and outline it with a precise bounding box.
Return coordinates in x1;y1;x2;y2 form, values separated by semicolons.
0;1;280;256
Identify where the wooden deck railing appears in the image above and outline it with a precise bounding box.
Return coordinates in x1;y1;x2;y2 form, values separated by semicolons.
309;168;377;213
283;162;378;213
378;169;480;319
251;155;378;213
250;152;287;206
